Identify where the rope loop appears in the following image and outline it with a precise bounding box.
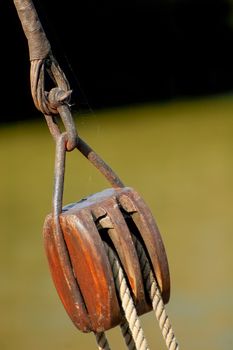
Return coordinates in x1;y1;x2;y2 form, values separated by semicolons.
30;56;70;115
30;57;77;151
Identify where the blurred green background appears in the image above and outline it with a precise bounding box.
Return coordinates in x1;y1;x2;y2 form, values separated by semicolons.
1;95;233;349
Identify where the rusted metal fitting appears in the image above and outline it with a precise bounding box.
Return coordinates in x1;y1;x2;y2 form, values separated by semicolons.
47;88;72;110
46;88;77;151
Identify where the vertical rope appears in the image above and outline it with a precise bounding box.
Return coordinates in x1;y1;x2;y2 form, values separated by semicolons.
95;321;137;350
132;235;179;350
95;332;110;350
120;320;137;350
104;242;150;350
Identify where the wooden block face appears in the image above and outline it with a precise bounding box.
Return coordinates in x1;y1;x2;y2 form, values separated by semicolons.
60;209;121;331
43;214;91;333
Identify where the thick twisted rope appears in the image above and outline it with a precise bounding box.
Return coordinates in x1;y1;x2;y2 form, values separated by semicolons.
132;235;179;350
94;275;138;350
95;237;179;350
104;242;150;350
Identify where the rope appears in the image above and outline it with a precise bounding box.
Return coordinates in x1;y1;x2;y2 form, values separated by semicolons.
96;239;179;350
95;322;136;350
132;235;179;350
120;319;137;350
95;332;110;350
104;242;150;350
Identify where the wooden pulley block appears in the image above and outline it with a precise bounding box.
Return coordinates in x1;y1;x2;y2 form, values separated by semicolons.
43;186;170;333
42;133;170;334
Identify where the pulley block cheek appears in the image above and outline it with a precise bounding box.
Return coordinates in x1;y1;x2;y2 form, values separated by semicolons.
118;189;170;304
44;209;120;332
59;209;120;332
43;218;91;332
